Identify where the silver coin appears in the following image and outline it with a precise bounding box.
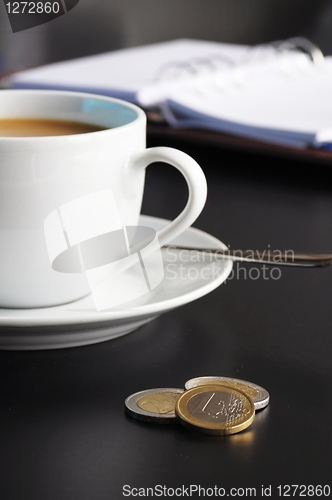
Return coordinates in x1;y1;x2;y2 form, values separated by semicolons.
184;376;269;411
125;388;184;424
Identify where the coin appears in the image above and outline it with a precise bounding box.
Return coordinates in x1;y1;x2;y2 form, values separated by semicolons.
185;376;269;410
176;384;255;435
125;388;184;424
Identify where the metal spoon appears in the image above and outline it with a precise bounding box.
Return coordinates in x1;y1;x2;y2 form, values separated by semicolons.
162;246;332;267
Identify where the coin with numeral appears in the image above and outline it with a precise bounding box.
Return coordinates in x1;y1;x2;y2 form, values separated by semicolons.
175;384;255;435
185;376;269;410
125;388;184;424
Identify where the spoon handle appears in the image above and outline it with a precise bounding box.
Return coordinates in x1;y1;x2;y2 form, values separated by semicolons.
162;246;332;267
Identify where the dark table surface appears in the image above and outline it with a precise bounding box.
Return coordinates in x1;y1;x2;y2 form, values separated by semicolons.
1;135;332;500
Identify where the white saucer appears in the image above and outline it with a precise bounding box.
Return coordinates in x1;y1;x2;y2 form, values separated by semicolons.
0;215;232;350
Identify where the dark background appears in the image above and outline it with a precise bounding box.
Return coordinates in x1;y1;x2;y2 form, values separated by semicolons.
1;140;332;499
1;0;332;71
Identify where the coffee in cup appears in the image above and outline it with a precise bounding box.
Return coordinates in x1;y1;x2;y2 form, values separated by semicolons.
0;90;207;309
0;118;106;136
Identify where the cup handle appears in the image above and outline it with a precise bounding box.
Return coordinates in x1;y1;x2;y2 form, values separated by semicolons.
132;147;207;246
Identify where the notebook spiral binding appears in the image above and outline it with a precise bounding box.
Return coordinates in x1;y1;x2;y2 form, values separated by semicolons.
151;37;325;128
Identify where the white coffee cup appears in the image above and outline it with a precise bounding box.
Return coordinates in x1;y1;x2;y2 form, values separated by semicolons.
0;90;207;309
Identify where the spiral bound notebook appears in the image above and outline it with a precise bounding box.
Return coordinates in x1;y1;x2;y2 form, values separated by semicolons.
7;38;332;149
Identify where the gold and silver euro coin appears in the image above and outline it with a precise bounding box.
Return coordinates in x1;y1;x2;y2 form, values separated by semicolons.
185;376;269;411
176;384;255;435
125;388;184;424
